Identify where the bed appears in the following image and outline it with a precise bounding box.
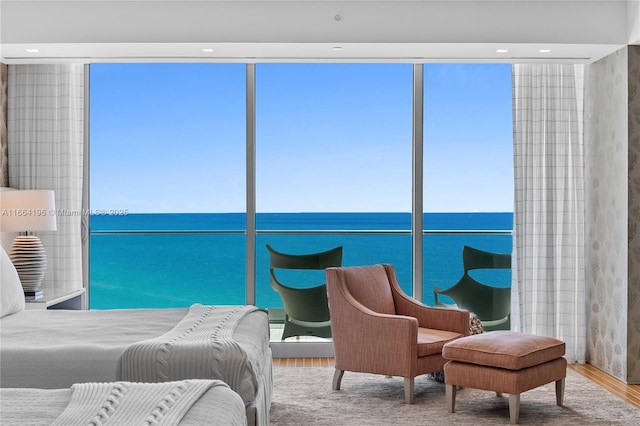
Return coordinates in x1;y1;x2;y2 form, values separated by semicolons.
0;379;248;425
0;247;272;426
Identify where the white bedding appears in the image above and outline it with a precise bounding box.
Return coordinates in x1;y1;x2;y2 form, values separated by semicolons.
1;308;187;388
0;306;272;426
0;380;248;426
118;305;263;406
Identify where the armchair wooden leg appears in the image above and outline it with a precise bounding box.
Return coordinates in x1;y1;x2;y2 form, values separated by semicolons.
404;377;414;404
556;378;565;406
509;393;520;424
332;369;344;391
446;383;456;413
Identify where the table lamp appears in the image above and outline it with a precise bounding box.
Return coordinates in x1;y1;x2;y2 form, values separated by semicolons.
0;189;57;293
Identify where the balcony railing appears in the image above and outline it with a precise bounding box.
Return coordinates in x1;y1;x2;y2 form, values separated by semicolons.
90;227;511;351
90;228;511;307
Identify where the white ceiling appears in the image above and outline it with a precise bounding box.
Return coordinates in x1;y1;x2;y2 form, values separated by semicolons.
1;1;639;64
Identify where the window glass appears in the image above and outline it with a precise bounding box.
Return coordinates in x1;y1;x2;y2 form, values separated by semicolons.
422;64;513;305
255;64;414;328
89;64;246;309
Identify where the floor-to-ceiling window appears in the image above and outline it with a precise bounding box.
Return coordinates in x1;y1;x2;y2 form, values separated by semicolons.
254;64;413;293
422;64;513;305
88;62;513;339
89;64;246;308
254;64;413;339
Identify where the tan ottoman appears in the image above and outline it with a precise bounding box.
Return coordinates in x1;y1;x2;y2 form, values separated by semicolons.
442;331;567;424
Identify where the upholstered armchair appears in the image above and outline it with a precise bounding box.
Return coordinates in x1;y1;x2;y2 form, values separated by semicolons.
325;264;470;404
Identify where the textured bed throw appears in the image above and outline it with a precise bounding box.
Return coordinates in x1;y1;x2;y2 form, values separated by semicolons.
118;305;261;399
50;380;217;425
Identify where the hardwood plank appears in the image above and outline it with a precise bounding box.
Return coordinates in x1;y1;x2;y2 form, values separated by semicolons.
568;364;640;409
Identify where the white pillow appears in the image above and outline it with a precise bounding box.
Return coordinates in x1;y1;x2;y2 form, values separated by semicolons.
1;246;25;317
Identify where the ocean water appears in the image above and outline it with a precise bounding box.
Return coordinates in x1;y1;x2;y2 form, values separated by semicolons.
89;212;513;310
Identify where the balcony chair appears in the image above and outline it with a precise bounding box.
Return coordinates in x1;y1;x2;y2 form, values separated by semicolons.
266;244;343;340
325;264;469;404
433;245;512;331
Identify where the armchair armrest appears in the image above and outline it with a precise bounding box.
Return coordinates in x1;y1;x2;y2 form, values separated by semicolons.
404;302;469;336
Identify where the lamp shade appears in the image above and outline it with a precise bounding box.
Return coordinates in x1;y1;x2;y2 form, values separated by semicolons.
0;190;57;232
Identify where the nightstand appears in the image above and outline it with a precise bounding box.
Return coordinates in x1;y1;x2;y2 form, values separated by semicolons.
25;288;86;310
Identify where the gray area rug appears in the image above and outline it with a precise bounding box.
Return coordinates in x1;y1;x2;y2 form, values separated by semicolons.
270;367;640;425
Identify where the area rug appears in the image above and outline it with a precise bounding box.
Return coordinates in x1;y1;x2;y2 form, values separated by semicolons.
270;367;640;425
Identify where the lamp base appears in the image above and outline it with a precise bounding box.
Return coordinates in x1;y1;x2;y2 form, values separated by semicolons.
9;235;47;292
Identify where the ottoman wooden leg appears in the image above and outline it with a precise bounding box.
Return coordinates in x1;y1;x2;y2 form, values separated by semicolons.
446;383;456;413
556;378;565;406
509;393;520;424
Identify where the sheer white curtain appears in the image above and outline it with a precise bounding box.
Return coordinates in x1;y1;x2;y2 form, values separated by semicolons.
512;64;586;363
7;64;85;294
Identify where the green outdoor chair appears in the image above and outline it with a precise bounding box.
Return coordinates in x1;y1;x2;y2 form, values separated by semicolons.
433;245;512;331
266;244;343;340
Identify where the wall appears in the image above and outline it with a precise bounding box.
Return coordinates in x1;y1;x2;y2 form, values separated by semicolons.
628;45;640;383
1;64;12;252
1;63;7;187
629;0;640;44
584;47;629;381
585;45;640;384
0;187;17;252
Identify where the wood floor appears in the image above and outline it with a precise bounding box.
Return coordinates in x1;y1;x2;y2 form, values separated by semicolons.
569;363;640;410
273;358;640;410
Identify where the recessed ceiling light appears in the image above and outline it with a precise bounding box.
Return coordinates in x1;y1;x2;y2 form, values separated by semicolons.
202;48;214;53
332;46;343;51
26;49;39;53
496;49;509;53
539;49;551;53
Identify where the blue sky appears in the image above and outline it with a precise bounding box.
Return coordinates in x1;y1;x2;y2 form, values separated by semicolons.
90;63;512;213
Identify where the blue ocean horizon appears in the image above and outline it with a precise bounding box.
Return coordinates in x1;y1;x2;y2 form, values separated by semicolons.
89;212;513;310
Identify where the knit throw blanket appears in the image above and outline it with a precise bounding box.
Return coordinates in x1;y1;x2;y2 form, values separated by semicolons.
51;380;219;426
118;305;260;397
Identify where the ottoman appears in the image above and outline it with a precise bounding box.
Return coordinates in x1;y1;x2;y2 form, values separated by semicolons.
442;331;566;424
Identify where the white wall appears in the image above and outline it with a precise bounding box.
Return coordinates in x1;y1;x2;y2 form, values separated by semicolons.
628;0;640;44
0;187;18;252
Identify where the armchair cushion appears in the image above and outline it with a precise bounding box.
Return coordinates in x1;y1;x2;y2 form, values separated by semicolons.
418;327;464;357
341;265;396;315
